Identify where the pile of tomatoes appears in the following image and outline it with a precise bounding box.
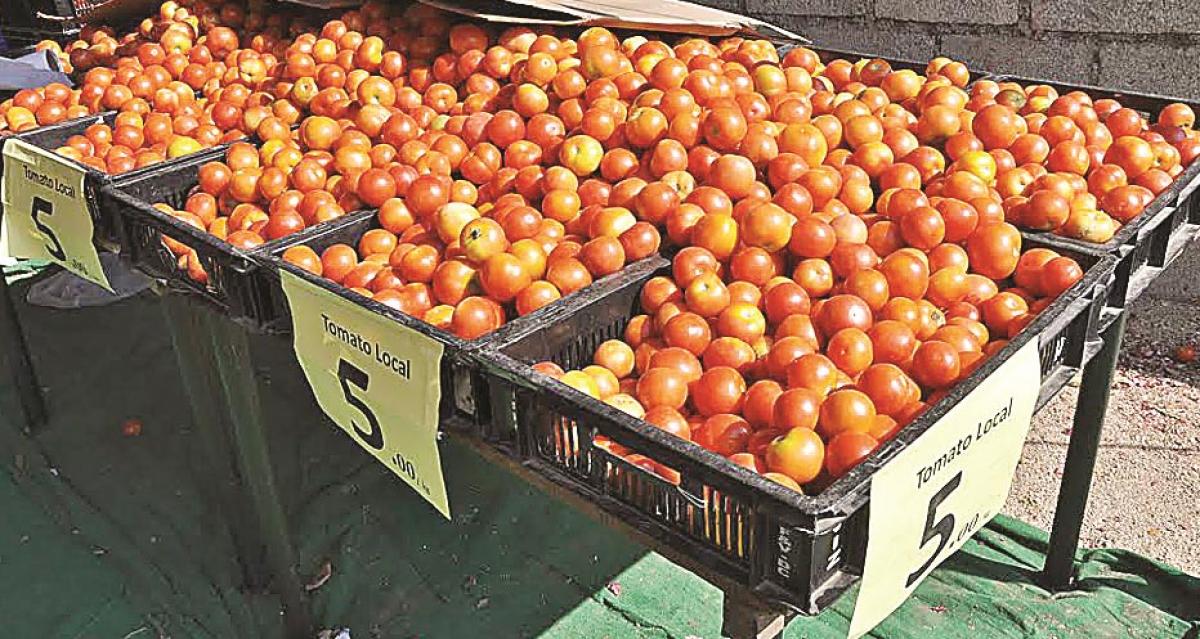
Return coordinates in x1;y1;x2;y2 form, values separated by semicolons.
0;0;332;170
9;0;1200;486
951;83;1197;242
540;237;1080;491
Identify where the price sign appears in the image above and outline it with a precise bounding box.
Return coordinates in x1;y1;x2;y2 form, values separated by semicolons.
1;139;112;291
280;268;450;519
848;338;1040;638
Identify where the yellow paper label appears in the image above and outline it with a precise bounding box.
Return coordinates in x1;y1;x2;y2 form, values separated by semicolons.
280;268;450;519
1;139;112;291
848;338;1040;638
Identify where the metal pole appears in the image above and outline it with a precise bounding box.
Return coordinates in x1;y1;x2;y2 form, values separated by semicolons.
1041;311;1128;590
207;312;312;638
0;270;46;430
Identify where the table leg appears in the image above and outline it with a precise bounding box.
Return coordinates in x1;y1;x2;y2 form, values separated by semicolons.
1041;311;1128;590
0;271;45;430
207;312;312;638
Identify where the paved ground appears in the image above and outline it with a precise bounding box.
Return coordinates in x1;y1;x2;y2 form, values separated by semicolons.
1006;241;1200;575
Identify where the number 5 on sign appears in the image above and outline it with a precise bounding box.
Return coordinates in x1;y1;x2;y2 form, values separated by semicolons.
1;139;112;291
848;339;1040;638
280;268;450;519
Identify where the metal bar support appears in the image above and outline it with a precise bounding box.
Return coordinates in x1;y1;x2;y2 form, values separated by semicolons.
1041;311;1129;589
0;272;46;430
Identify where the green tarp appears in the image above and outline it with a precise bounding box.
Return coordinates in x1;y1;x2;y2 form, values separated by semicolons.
1;282;1197;638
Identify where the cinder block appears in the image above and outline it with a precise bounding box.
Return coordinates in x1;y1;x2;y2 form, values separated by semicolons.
938;33;1096;82
745;0;868;18
1031;0;1200;34
759;16;938;60
1098;42;1200;100
875;0;1018;25
690;0;748;13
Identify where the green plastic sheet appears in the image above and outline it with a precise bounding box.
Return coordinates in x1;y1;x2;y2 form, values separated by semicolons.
1;283;1197;638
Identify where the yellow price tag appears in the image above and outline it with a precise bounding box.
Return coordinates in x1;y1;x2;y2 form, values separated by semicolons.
848;338;1040;638
1;139;112;291
280;268;450;518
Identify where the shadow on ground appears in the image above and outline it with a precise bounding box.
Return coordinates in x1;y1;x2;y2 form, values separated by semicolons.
0;281;650;638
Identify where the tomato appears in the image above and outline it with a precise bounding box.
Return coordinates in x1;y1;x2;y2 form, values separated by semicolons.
695;414;751;456
981;291;1029;335
478;253;531;303
637;367;689;410
1040;256;1083;298
966;222;1021;279
899;206;946;250
716;303;767;344
765;427;824;484
817;294;873;336
856;363;909;415
646;349;701;385
703;106;748;151
703;337;757;374
764;281;811;325
786;353;839;396
282;246;322;276
826;328;873;376
663;312;712;356
1105;135;1155;178
867;319;918;366
546;258;594;294
672;246;719;287
515;281;562;315
684;271;731;317
645;406;692;440
739;380;783;430
788;217;837;258
692;366;747;417
911;340;961;389
741;203;793;252
640;276;682;313
825;432;879;478
451;296;504;339
817;389;876;439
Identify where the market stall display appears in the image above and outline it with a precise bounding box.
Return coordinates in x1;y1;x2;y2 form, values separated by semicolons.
2;0;1200;637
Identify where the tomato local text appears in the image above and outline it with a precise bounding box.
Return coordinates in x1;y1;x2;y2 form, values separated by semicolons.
23;165;78;199
321;314;411;379
915;397;1014;489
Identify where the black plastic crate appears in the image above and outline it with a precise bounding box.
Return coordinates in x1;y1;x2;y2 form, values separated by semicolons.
986;75;1200;311
96;148;310;325
472;246;1116;612
259;216;671;428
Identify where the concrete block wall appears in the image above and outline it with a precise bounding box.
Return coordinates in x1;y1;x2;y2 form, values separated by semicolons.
707;0;1200;100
